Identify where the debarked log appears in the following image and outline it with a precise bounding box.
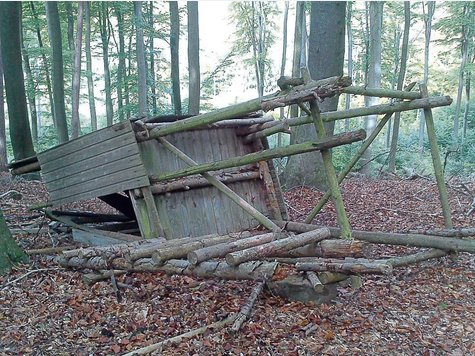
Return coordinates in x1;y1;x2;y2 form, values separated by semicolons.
271;239;368;258
188;232;276;265
140;171;261;195
296;259;393;275
151;236;233;266
226;228;331;266
150;130;366;182
273;220;475;253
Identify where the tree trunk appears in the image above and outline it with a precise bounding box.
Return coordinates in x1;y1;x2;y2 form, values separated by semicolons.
45;1;69;143
124;23;134;120
453;3;469;143
0;3;35;160
187;1;200;115
388;2;411;173
84;2;97;131
134;1;148;118
226;228;331;266
100;2;114;126
0;208;28;274
20;27;38;143
462;71;471;141
345;1;353;131
289;1;304;119
361;1;383;174
277;1;289;159
65;2;75;53
0;43;6;172
148;1;157;116
296;259;393;275
30;1;55;128
71;2;84;139
115;4;125;122
282;2;346;189
271;239;367;259
418;1;436;151
169;1;182;115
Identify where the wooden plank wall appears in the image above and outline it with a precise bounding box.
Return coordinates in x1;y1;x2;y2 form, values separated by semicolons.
38;121;150;206
138;127;276;238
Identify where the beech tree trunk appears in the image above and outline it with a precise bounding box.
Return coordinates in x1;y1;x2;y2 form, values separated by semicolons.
0;2;36;160
289;1;304;119
283;2;346;189
149;2;157;115
169;1;182;115
187;1;200;115
45;1;69;143
134;1;148;118
20;28;38;143
115;4;126;122
71;1;84;139
100;2;114;126
84;2;97;131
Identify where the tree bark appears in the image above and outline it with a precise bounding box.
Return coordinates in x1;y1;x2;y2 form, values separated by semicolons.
100;2;114;126
187;1;200;115
272;239;367;259
388;2;411;173
283;2;346;189
0;2;36;160
345;2;353;131
71;2;84;139
169;1;182;115
134;1;148;118
45;1;69;143
0;208;28;274
361;1;384;174
84;2;97;131
226;228;331;266
289;2;304;119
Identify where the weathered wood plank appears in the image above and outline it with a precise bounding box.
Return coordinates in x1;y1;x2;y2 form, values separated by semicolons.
38;122;132;164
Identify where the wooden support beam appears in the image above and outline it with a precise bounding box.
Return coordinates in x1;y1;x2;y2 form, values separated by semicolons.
150;130;366;182
157;137;281;232
136;76;351;140
308;99;351;238
420;84;453;229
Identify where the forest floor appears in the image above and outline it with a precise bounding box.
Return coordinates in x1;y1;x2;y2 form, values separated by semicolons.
0;172;474;355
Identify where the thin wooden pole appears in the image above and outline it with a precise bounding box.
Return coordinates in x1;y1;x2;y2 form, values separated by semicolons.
157;137;282;232
419;84;453;228
150;130;366;182
309;100;352;238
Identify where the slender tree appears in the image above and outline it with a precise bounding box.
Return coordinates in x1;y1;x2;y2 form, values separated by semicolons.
0;2;36;160
345;1;353;132
84;2;97;131
100;2;114;126
418;1;436;151
277;1;289;156
135;1;148;118
71;2;84;139
30;1;55;127
115;3;126;122
169;1;182;115
290;2;305;119
0;42;7;171
388;2;411;173
187;1;200;115
283;1;346;189
45;1;69;143
149;1;157;115
361;1;384;174
21;22;38;143
65;2;75;53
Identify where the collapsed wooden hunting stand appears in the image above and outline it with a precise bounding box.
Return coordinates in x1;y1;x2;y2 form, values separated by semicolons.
12;75;475;302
